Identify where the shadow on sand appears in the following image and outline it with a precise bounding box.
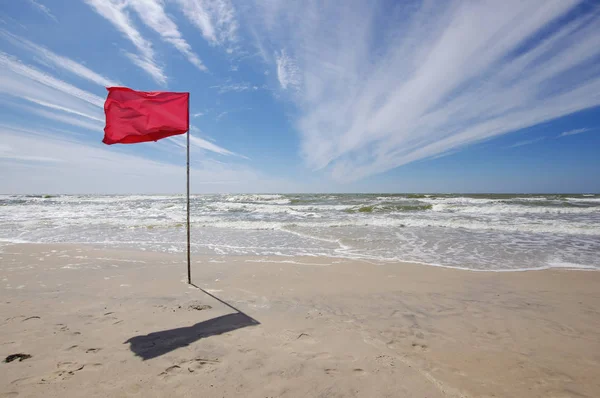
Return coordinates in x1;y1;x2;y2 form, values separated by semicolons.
125;284;260;360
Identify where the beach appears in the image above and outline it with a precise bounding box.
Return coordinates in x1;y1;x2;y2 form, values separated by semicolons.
1;243;599;397
3;0;600;395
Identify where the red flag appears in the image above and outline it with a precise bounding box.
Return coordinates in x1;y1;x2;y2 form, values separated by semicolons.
103;87;189;145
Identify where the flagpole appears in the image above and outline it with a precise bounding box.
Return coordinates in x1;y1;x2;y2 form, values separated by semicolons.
186;95;191;284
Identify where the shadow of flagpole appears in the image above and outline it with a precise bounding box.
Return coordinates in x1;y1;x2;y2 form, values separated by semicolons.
189;283;259;324
124;285;260;360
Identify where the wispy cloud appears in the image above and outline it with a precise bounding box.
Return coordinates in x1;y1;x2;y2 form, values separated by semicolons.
174;0;238;48
124;53;167;85
558;128;591;137
275;50;300;91
170;128;251;160
21;97;103;122
27;0;57;22
0;51;108;132
84;0;166;84
168;129;242;158
211;81;259;94
247;1;600;181
508;137;545;148
27;107;104;132
1;127;264;193
0;98;103;132
215;107;252;121
1;31;120;87
127;0;207;71
0;51;104;114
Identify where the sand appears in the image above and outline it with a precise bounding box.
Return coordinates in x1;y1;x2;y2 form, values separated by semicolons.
1;244;599;397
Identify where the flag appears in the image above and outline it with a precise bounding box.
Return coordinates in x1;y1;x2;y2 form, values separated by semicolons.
103;87;189;145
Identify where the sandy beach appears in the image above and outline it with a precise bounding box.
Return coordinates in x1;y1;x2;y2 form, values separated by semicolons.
1;243;599;397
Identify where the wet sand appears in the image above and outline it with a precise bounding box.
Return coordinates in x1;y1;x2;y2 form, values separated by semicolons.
1;243;599;397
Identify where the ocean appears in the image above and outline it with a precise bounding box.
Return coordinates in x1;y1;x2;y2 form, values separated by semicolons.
1;193;599;271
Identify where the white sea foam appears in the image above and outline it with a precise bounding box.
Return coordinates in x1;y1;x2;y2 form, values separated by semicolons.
1;194;599;271
430;203;600;215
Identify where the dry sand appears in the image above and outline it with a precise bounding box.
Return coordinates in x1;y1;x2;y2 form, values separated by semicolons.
1;243;599;397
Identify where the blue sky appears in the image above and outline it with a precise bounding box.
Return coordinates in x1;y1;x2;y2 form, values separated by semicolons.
1;0;599;194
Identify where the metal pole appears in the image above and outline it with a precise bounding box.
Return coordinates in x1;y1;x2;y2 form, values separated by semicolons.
186;95;191;284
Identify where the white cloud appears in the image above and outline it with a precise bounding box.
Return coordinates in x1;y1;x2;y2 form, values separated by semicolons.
247;0;600;181
21;97;103;122
0;139;62;163
1;31;120;87
558;128;591;137
192;112;204;118
0;52;104;107
167;127;244;158
0;51;243;169
29;108;104;132
211;81;259;94
124;52;167;85
508;137;545;148
0;127;268;194
275;50;299;91
127;0;207;71
215;107;252;121
0;52;105;126
174;0;238;47
27;0;57;22
1;98;103;132
84;0;166;84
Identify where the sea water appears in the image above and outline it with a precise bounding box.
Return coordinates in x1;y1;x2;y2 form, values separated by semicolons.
1;194;599;271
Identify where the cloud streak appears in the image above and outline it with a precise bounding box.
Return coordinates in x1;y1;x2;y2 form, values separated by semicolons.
127;0;207;71
174;0;238;48
558;128;591;137
275;50;300;91
248;0;600;181
1;127;263;194
211;81;259;94
84;0;166;84
168;132;241;158
508;137;545;148
0;50;240;159
0;51;105;124
1;31;120;87
27;0;57;22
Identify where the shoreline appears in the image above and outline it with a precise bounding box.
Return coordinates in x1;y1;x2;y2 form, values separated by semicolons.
1;243;600;397
3;192;599;273
1;240;598;273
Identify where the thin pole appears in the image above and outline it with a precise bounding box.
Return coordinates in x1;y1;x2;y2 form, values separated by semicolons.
186;95;191;284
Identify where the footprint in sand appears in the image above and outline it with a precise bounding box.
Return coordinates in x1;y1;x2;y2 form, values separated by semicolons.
55;324;81;337
158;365;182;380
411;342;429;352
41;362;86;382
186;301;212;311
281;330;318;345
158;358;220;380
64;345;102;354
98;312;121;324
324;367;367;376
375;354;396;368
